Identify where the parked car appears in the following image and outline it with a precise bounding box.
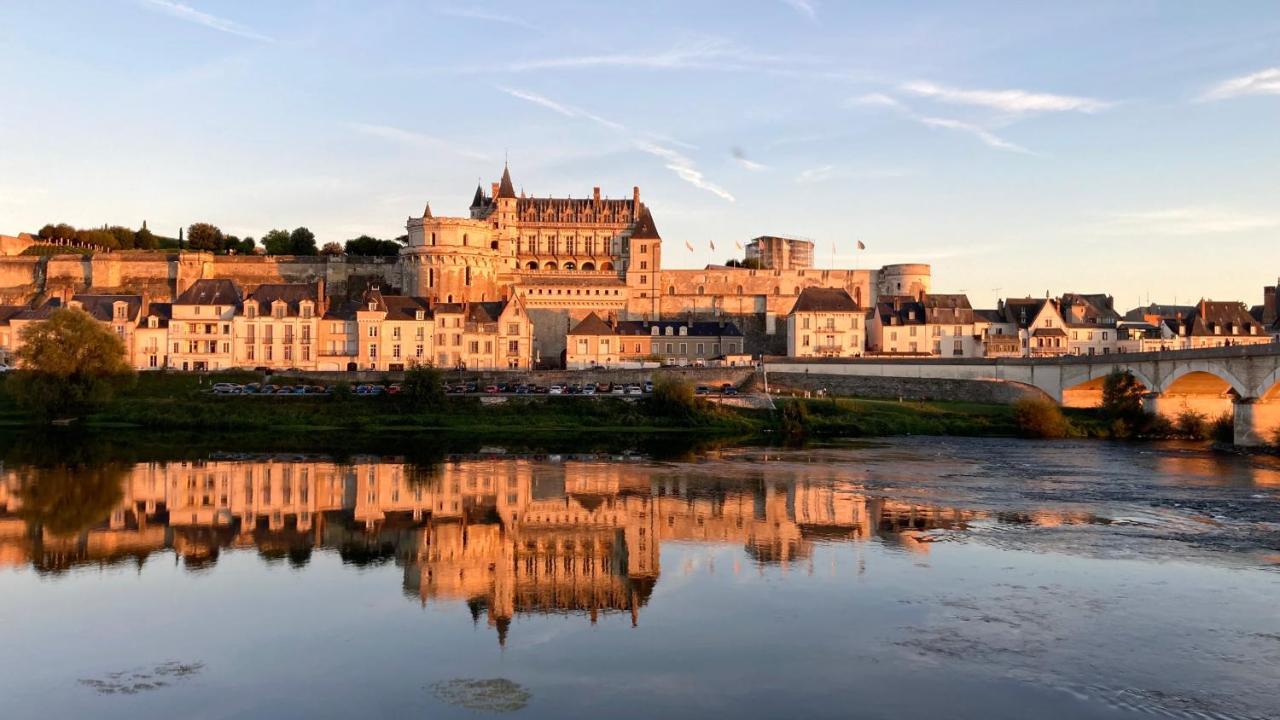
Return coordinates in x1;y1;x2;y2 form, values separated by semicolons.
695;385;711;395
625;384;643;395
597;382;611;393
211;382;240;394
262;384;280;394
387;384;402;395
610;385;625;395
276;385;295;394
582;385;596;396
643;381;653;393
567;383;581;395
0;363;11;373
723;386;738;396
243;383;261;394
515;384;531;395
485;385;500;394
549;385;564;395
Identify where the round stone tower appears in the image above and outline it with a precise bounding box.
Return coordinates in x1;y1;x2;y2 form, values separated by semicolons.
401;203;503;303
876;263;931;300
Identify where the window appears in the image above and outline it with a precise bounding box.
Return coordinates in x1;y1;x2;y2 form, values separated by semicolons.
468;341;479;354
368;325;378;338
508;340;519;355
507;323;520;335
369;344;378;358
802;317;810;330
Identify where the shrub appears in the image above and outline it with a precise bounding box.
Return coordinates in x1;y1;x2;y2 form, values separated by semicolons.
1143;413;1174;437
13;308;134;420
779;400;810;439
648;374;698;419
1012;397;1068;439
1209;413;1234;444
400;363;445;411
1174;409;1208;439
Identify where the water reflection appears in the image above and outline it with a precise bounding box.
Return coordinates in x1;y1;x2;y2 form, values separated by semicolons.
0;454;986;636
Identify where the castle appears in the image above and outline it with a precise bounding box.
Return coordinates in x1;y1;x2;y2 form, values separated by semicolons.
0;164;931;364
400;165;930;359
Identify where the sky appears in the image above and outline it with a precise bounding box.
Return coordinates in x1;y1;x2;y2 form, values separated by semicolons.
1;1;1277;309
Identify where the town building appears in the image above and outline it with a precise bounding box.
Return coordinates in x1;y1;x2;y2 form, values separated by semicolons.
869;293;980;357
995;297;1070;357
169;279;241;372
786;287;868;358
1058;293;1122;356
565;312;744;369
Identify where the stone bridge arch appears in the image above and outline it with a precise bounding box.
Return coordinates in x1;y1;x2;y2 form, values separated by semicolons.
1157;364;1250;398
1252;367;1280;400
1057;364;1157;408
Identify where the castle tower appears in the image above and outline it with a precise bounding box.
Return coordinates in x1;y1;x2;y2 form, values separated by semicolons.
402;203;501;303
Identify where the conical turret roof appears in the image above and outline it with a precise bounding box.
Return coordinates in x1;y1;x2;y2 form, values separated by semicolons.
630;207;661;239
497;164;516;199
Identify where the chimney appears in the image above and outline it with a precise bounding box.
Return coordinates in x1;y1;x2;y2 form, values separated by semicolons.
316;278;326;314
491;182;500;198
1264;284;1278;325
593;186;601;204
632;186;640;212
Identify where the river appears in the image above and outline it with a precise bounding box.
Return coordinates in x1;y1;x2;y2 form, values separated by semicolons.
0;437;1277;719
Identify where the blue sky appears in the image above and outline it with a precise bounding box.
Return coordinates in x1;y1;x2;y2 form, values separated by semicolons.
1;1;1277;308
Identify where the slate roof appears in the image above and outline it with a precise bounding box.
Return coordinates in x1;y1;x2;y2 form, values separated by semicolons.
1179;300;1267;337
142;302;172;328
921;293;974;323
790;287;860;313
1000;298;1050;328
629;207;661;240
497;165;516;199
0;305;27;325
175;279;242;306
569;312;742;337
876;295;926;325
357;287;431;321
1123;303;1196;322
70;294;143;323
1059;292;1119;326
973;309;1005;324
247;283;319;316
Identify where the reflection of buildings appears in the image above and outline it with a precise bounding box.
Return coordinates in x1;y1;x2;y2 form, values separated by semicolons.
1;458;986;642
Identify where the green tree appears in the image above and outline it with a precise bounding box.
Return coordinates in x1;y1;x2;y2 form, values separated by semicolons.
51;223;76;241
187;222;224;253
76;228;118;249
37;223;57;239
107;225;136;250
344;235;401;256
321;241;344;256
262;228;292;255
1101;370;1146;426
12;308;135;420
237;236;257;254
648;374;698;419
289;227;317;255
135;225;158;250
400;363;445;410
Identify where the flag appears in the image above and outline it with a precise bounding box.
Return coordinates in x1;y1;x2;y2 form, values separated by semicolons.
710;240;716;251
685;240;694;252
857;240;866;250
735;240;743;250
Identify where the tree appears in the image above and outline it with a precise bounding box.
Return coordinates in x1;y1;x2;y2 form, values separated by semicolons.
400;363;445;410
648;374;698;419
187;222;224;253
135;225;158;250
37;223;57;240
16;462;128;537
321;241;344;256
1012;397;1069;438
12;308;134;420
237;236;257;255
344;235;400;256
289;227;317;255
262;228;292;255
107;225;136;250
76;228;118;249
51;223;76;241
1101;370;1145;424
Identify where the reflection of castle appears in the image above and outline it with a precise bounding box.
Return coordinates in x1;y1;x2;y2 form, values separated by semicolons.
1;457;979;641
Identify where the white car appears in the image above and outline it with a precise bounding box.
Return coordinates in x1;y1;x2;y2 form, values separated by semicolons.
625;385;643;395
549;385;564;395
0;362;10;373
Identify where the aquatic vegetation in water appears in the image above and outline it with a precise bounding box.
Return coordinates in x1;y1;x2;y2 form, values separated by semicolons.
430;678;531;713
78;661;204;695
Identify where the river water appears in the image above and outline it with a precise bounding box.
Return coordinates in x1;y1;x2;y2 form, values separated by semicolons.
1;437;1277;719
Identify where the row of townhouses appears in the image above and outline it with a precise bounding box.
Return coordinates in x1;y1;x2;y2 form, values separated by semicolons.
0;279;536;371
782;285;1279;360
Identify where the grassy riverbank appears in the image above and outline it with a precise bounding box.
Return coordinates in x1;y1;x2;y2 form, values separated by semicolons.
0;371;1063;444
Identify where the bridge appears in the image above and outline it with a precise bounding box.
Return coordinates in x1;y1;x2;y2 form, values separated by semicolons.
764;344;1280;446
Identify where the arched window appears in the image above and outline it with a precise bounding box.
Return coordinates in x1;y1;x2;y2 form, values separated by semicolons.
463;233;469;246
668;286;676;295
793;287;800;295
543;261;558;271
430;232;436;245
736;286;743;295
697;286;704;295
601;261;615;271
773;287;780;295
580;261;595;271
563;261;576;271
525;261;538;270
490;241;498;250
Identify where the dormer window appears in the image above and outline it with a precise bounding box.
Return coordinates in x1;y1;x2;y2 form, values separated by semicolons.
665;327;673;336
148;317;158;329
415;310;425;321
907;311;916;321
651;326;659;336
369;302;377;311
679;326;688;336
301;302;313;319
114;303;127;320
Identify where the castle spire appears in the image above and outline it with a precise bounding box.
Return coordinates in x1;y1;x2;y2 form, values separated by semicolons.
497;163;516;199
423;201;432;218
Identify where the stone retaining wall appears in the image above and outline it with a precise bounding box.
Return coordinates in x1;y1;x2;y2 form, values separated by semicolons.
766;372;1045;404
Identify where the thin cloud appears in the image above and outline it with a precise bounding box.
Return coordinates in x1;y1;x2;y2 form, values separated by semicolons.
435;6;538;31
917;116;1031;154
1198;67;1280;101
902;81;1110;114
850;93;1033;154
795;165;837;184
348;123;490;161
1101;207;1280;235
138;0;273;42
500;87;733;202
500;37;821;74
731;147;767;171
781;0;817;20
